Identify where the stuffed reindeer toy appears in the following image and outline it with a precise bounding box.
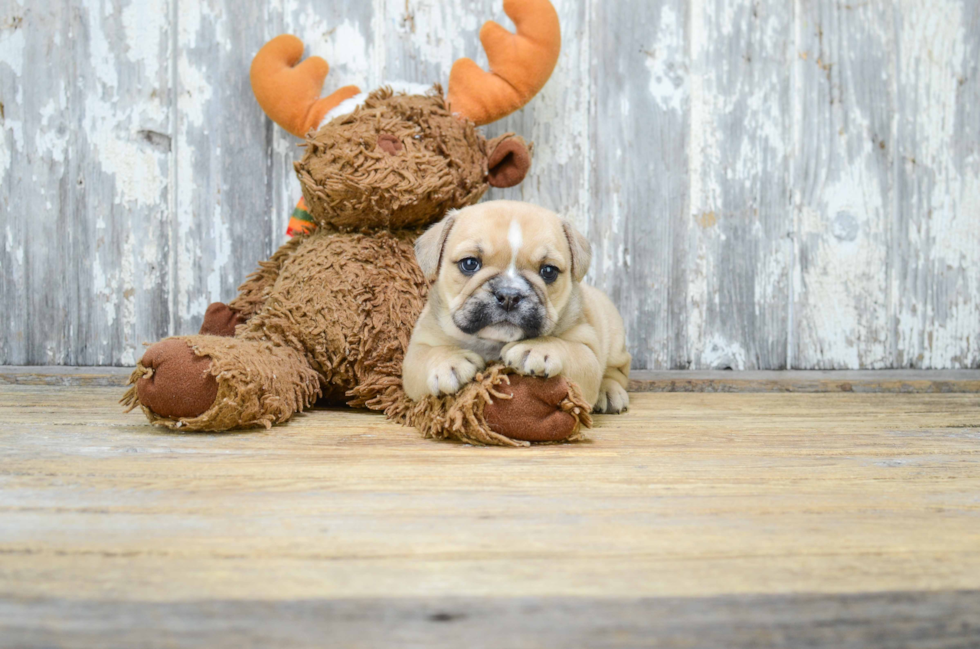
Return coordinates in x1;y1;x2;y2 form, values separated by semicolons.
124;0;594;446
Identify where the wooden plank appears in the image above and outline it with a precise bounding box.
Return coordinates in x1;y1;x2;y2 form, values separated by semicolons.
70;0;174;364
0;365;132;387
2;386;980;603
590;0;689;370
2;591;979;648
0;1;68;365
685;0;793;370
3;0;980;371
171;0;279;335
4;366;980;393
1;0;174;365
628;369;980;393
792;1;895;369
2;385;980;644
892;0;980;368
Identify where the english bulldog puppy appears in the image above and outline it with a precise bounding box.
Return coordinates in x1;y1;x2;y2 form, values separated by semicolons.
403;200;631;413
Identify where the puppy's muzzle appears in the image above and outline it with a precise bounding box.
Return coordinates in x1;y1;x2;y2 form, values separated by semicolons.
452;275;545;340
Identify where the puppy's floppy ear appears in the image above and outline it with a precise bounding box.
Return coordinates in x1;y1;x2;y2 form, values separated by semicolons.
561;218;592;282
415;213;457;281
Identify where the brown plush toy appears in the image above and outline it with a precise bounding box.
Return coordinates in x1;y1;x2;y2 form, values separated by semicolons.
122;0;593;446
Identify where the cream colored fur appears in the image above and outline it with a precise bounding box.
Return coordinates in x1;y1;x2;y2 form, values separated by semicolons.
404;200;631;413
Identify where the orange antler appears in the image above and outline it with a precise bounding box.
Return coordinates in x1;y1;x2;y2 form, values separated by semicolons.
446;0;561;126
250;35;361;138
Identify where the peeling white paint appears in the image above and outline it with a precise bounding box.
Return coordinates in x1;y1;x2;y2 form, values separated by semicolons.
177;52;212;128
393;0;479;80
0;18;26;74
645;4;687;112
0;19;26;182
3;0;979;369
121;0;166;80
796;160;889;368
119;230;137;365
700;334;747;370
83;94;168;207
5;225;24;266
207;201;231;303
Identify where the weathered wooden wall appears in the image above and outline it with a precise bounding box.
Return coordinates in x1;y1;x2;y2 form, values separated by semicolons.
1;0;978;369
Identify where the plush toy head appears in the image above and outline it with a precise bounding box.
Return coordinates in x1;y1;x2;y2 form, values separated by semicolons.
249;0;561;232
294;87;490;231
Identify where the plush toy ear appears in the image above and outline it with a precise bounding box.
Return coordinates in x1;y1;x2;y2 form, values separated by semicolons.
415;214;458;281
487;134;532;188
561;218;591;282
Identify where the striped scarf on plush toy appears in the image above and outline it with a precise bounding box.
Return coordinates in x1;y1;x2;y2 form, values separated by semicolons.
286;197;316;237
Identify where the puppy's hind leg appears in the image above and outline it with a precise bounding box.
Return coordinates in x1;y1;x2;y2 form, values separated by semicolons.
594;377;629;414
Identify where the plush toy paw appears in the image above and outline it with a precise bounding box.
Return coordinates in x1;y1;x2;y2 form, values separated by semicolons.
426;351;486;396
134;339;218;419
501;341;563;378
199;302;244;337
403;365;592;447
484;374;579;442
594;379;629;414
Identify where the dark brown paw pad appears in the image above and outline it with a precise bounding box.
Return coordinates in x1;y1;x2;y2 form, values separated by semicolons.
136;339;218;419
484;374;578;442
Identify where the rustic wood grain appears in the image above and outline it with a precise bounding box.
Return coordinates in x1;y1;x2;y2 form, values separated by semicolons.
2;592;979;648
5;365;980;393
1;0;978;370
892;0;980;369
792;0;895;369
172;0;277;336
686;0;792;370
1;384;979;644
589;0;690;371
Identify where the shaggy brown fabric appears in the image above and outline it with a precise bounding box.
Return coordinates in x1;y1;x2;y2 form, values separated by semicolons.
399;365;592;447
236;230;428;412
295;86;489;232
228;235;307;320
123;334;320;431
132;338;218;419
199;302;244;336
124;82;592;446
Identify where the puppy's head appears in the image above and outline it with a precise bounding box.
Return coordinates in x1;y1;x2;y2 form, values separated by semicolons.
415;200;592;343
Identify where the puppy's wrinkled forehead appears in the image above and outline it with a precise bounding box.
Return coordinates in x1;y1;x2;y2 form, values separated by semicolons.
444;201;568;267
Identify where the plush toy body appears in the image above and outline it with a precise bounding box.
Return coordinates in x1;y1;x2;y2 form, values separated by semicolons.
123;0;593;445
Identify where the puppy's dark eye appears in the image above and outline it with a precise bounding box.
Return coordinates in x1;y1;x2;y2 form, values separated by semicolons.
540;265;560;283
458;257;482;275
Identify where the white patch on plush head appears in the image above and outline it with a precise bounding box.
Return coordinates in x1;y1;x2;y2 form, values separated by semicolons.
320;81;434;126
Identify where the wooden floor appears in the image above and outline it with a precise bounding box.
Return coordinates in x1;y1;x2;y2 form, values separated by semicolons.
1;378;979;647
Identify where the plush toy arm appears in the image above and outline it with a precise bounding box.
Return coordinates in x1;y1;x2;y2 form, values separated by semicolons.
251;35;361;137
228;235;307;321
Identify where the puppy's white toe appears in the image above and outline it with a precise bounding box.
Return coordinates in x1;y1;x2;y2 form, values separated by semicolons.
426;354;484;396
501;343;563;378
594;380;629;414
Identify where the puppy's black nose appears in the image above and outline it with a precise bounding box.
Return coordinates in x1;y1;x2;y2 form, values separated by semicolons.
493;286;524;311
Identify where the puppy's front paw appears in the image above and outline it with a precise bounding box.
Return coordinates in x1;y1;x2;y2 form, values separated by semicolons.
501;343;563;378
594;379;629;414
426;352;485;396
